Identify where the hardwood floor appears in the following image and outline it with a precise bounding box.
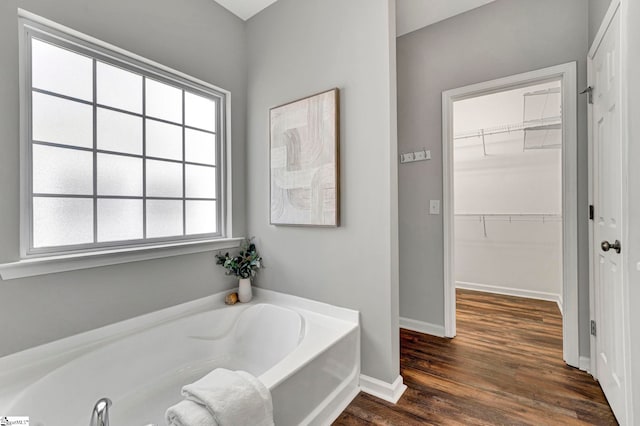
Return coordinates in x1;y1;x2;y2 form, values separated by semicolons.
334;289;617;425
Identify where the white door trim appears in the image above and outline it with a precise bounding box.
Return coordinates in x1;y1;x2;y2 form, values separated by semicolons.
441;62;580;367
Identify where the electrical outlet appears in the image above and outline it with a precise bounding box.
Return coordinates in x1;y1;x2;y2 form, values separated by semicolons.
429;200;440;215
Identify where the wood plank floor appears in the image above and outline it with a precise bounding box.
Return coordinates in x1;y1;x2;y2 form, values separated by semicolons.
334;289;617;425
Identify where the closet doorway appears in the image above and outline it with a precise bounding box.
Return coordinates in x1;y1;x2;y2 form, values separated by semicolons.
441;63;580;368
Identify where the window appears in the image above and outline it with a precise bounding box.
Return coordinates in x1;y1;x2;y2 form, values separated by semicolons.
21;19;227;257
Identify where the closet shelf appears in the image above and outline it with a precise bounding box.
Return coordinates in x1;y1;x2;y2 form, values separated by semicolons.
455;85;562;153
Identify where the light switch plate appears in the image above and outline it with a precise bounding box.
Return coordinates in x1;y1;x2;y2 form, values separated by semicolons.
429;200;440;215
414;150;431;161
400;150;431;164
401;152;415;163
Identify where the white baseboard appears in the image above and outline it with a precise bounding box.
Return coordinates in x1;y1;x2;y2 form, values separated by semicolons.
579;356;591;374
456;281;562;308
359;374;407;404
399;317;446;337
557;294;564;315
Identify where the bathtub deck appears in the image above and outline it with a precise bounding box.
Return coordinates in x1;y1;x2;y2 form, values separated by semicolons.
333;289;617;425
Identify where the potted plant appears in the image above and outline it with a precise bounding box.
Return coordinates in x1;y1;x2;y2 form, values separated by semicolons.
215;238;263;302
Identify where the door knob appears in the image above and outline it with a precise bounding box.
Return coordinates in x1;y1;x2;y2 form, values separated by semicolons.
601;240;621;254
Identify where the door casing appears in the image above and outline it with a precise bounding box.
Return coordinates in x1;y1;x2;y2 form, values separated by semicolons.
441;62;580;368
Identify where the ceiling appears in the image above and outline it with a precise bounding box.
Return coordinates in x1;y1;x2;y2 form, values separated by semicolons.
212;0;497;35
213;0;278;21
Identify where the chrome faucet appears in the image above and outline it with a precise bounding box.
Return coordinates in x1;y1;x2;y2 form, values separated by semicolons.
90;397;112;426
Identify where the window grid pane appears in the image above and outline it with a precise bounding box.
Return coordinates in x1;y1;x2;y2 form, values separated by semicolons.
146;159;183;198
32;92;93;148
96;61;143;114
97;153;143;197
97;108;143;155
97;198;144;242
33;144;94;195
32;38;93;101
28;31;222;254
33;197;94;248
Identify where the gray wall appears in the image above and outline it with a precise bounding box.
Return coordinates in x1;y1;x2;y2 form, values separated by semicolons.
0;0;247;357
246;0;401;383
397;0;592;355
589;0;613;46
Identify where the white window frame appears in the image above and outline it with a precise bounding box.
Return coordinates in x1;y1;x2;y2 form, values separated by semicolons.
0;10;239;280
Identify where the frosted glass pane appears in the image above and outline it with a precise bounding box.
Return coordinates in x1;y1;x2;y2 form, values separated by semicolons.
185;165;216;199
97;62;142;113
33;197;93;248
97;153;143;196
147;200;183;238
186;200;217;235
97;199;143;242
146;119;182;161
146;159;182;197
33;145;93;195
185;92;216;132
32;92;93;148
97;108;142;155
185;129;215;165
146;78;182;123
31;38;92;101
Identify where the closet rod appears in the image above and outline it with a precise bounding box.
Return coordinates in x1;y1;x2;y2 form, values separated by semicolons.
455;213;562;228
455;213;561;237
455;213;561;217
454;116;561;141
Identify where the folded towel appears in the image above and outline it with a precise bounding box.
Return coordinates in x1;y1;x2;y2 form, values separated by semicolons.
182;368;274;426
166;399;217;426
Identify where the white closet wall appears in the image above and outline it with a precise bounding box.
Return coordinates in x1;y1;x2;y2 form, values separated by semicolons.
454;81;563;303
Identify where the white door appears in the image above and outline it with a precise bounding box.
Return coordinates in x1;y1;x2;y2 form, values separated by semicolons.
591;5;628;424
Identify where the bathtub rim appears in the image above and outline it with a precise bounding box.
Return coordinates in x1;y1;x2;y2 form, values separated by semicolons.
0;287;357;373
0;287;359;409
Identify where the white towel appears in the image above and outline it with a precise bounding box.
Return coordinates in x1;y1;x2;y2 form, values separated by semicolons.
166;399;217;426
182;368;274;426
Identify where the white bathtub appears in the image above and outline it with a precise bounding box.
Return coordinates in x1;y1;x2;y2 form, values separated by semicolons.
0;288;360;426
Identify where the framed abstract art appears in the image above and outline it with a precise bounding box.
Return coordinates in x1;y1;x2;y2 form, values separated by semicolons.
269;88;340;226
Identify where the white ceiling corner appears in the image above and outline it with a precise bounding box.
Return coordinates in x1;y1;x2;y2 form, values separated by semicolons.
212;0;496;34
213;0;279;21
396;0;497;37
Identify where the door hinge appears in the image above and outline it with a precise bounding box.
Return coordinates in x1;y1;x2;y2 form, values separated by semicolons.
581;86;593;104
591;320;597;336
589;204;594;220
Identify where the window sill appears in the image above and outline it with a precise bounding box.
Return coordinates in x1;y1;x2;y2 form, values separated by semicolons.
0;238;243;280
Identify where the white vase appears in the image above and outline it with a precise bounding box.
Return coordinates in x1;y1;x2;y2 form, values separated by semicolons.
238;278;252;302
